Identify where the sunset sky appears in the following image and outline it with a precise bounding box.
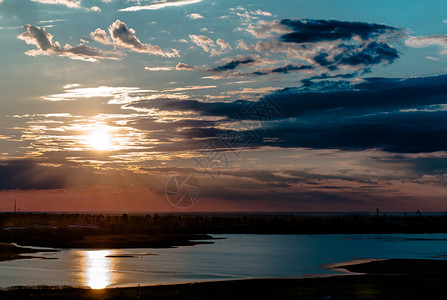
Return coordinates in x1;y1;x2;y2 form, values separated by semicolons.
2;0;447;212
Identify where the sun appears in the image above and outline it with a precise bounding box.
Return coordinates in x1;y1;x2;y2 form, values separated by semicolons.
87;128;113;151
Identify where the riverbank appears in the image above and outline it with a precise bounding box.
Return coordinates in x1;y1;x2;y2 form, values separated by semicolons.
0;233;213;262
0;243;56;261
1;258;446;299
0;234;214;253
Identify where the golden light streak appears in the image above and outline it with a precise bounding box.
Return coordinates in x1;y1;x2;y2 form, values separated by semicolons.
84;250;113;289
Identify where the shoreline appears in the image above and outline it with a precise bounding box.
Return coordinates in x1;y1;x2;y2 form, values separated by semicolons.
0;233;215;263
0;243;58;262
0;234;215;262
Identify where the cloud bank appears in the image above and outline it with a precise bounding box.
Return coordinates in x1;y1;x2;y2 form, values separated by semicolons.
122;74;447;154
239;19;403;76
18;25;116;62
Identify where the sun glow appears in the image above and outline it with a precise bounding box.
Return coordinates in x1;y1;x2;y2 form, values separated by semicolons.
87;128;113;151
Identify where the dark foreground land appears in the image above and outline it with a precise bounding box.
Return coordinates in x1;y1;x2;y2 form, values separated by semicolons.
1;259;447;299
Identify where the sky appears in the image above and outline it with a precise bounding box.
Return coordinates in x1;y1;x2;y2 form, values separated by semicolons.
2;0;447;212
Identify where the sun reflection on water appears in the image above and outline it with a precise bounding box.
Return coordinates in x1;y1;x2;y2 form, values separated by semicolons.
84;250;113;289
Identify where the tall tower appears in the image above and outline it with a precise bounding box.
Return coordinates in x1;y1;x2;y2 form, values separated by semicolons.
14;199;16;213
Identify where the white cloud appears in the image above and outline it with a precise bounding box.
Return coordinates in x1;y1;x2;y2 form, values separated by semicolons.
230;7;273;22
30;0;100;11
406;35;447;48
201;75;228;80
188;13;204;19
189;34;214;52
63;83;81;89
251;9;272;16
43;86;155;101
87;6;101;12
119;0;202;12
17;25;117;62
200;28;214;33
189;34;231;56
109;20;179;57
406;35;447;55
176;62;198;71
38;19;65;24
164;85;217;92
30;0;81;9
245;20;292;38
216;38;232;51
145;66;175;71
90;28;112;45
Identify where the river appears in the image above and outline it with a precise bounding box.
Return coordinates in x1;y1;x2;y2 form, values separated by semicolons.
1;233;447;288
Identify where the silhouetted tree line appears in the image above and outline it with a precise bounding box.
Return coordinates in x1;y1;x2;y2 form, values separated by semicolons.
1;213;447;243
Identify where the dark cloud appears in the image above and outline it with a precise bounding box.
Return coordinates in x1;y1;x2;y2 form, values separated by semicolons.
266;75;447;119
211;57;256;71
253;75;447;153
309;40;399;71
128;117;218;141
279;19;399;43
260;111;447;153
210;20;397;76
207;55;313;76
0;160;67;190
126;98;248;118
0;159;172;194
365;156;447;177
331;42;399;67
245;18;402;74
270;64;313;73
252;64;313;75
301;73;358;86
130;75;447;120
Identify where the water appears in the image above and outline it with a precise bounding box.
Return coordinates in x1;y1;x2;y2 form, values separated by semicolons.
1;233;447;289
